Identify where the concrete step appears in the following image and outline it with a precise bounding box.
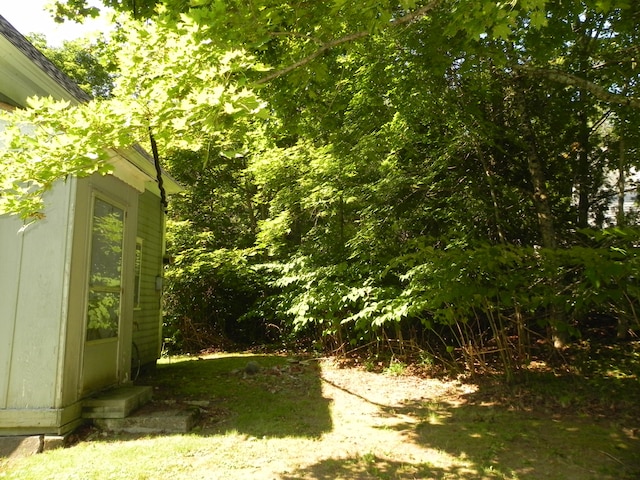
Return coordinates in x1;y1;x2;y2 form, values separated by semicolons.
93;405;199;434
82;386;153;419
0;434;68;459
0;435;42;459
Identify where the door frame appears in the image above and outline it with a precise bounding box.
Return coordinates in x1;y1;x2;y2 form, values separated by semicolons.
77;177;138;396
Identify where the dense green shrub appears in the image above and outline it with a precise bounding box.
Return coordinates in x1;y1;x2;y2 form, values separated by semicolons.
255;229;639;374
163;220;276;352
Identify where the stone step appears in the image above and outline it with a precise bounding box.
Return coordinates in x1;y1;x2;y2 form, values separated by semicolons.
93;406;199;434
82;386;153;419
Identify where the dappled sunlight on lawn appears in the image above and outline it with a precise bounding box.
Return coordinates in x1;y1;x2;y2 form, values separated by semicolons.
2;354;639;480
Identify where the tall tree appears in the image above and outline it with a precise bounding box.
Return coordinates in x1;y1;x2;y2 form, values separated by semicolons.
27;34;116;98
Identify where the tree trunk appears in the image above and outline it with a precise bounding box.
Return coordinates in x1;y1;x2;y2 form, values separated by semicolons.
617;137;629;339
616;136;626;227
244;177;259;235
526;150;557;249
515;86;566;348
523;125;567;348
577;108;591;228
476;146;506;244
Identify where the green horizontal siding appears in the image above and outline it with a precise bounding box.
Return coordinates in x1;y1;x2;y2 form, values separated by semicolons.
132;189;165;367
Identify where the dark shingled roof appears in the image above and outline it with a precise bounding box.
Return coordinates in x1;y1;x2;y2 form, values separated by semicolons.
0;14;91;102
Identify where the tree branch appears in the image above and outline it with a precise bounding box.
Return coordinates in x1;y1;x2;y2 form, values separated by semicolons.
256;1;440;84
268;31;324;46
389;1;441;27
516;66;640;109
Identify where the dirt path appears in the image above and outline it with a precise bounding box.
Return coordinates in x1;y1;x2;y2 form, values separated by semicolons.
270;359;639;480
212;361;481;480
306;365;478;477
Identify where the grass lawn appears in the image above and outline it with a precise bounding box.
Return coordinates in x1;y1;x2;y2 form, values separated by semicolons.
1;343;639;479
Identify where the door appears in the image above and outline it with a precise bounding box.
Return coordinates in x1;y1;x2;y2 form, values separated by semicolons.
81;196;126;394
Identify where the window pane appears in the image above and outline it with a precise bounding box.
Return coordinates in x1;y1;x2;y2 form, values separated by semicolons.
86;198;124;341
87;291;120;340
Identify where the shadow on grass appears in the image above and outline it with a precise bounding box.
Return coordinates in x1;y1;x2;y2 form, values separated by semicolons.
137;354;332;439
280;454;472;480
402;401;640;479
283;368;640;480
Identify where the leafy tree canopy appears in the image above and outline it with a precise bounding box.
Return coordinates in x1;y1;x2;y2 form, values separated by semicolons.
0;12;266;218
1;0;638;220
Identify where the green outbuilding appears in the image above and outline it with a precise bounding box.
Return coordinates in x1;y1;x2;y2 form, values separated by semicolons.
0;15;181;435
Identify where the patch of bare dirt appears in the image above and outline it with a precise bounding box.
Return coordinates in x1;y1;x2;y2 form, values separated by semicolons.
272;358;640;480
